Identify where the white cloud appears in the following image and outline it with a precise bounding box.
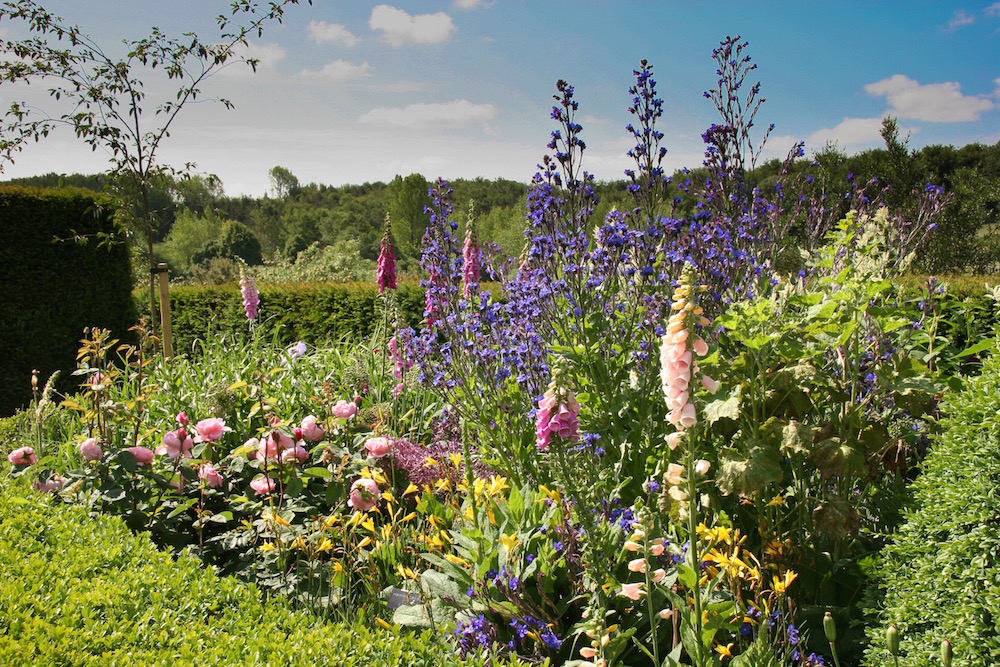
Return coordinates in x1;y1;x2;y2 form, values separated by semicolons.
307;21;360;47
217;42;286;78
864;74;994;122
297;60;370;82
985;2;1000;17
369;5;455;47
942;9;975;31
358;99;497;129
801;117;888;150
454;0;482;9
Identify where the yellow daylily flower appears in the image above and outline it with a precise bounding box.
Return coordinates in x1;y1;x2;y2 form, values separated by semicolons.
423;456;439;467
715;643;734;659
766;493;786;507
316;537;333;552
403;482;420;497
444;553;470;567
499;532;520;556
772;570;798;594
260;542;276;552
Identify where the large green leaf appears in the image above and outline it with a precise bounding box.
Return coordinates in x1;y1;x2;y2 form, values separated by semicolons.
716;444;783;497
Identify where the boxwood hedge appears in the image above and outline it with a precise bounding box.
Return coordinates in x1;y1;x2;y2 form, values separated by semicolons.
0;478;523;667
864;339;1000;666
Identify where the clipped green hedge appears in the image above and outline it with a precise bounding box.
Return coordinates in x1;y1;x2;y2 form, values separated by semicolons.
0;186;136;416
134;280;427;353
864;340;1000;666
0;478;521;667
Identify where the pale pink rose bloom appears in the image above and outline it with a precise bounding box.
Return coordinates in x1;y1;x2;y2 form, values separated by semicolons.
695;459;711;476
331;400;357;419
126;446;155;466
348;477;379;512
364;436;393;458
619;582;644;601
194;418;231;443
8;446;37;465
79;437;103;462
627;558;648;573
33;475;66;493
281;443;309;465
256;437;279;462
155;429;193;460
700;374;720;394
300;415;325;442
199;463;223;488
249;475;275;496
692;336;709;356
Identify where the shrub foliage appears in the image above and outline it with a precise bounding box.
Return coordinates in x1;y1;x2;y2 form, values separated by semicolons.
0;186;136;416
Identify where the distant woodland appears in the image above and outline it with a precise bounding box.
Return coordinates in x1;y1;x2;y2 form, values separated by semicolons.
5;129;1000;283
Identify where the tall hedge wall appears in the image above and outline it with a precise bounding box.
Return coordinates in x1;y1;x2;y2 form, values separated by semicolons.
0;186;136;416
134;280;427;354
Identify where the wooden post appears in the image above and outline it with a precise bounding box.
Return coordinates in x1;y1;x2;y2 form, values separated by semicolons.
156;263;173;359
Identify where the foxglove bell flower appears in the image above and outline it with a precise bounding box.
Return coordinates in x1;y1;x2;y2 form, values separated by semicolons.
535;363;581;450
377;214;397;293
239;264;259;321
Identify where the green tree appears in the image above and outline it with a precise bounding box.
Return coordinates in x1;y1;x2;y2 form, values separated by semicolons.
0;0;310;338
388;173;430;259
269;165;300;199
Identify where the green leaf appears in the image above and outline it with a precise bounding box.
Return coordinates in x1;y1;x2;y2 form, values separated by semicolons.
302;466;331;480
780;420;813;456
958;338;997;358
811;437;865;478
167;498;198;519
419;569;462;600
676;563;698;591
703;385;741;424
716;445;783;497
506;484;524;522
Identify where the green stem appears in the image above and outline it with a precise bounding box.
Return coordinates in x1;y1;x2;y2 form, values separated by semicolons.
686;441;707;667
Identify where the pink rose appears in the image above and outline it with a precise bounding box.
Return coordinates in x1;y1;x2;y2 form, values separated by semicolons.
155;429;193;460
79;438;103;462
364;436;393;459
255;436;278;462
281;443;309;465
300;415;325;442
194;417;231;443
126;446;155;466
348;477;379;512
33;475;66;493
331;400;357;420
250;475;275;496
8;446;37;466
199;463;223;488
176;411;189;427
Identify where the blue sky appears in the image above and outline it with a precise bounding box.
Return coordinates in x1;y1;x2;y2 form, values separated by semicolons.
1;1;998;196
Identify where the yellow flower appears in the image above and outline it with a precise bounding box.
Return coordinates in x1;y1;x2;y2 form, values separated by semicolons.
449;453;462;468
316;537;333;552
772;570;798;594
715;642;734;659
766;493;786;507
403;482;420;497
376;618;395;632
499;532;520;556
260;542;276;552
444;553;470;567
488;476;509;496
423;456;439;467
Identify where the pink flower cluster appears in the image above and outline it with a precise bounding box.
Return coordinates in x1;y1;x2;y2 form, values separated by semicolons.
8;446;37;465
377;218;397;293
331;399;358;420
462;223;480;298
239;265;259;321
535;385;581;450
659;277;717;439
250;426;310;466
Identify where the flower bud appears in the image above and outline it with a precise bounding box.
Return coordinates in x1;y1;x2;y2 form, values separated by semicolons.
886;624;899;656
823;612;837;643
941;639;952;667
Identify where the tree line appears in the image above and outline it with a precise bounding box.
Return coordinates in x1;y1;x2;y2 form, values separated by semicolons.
5;128;999;281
